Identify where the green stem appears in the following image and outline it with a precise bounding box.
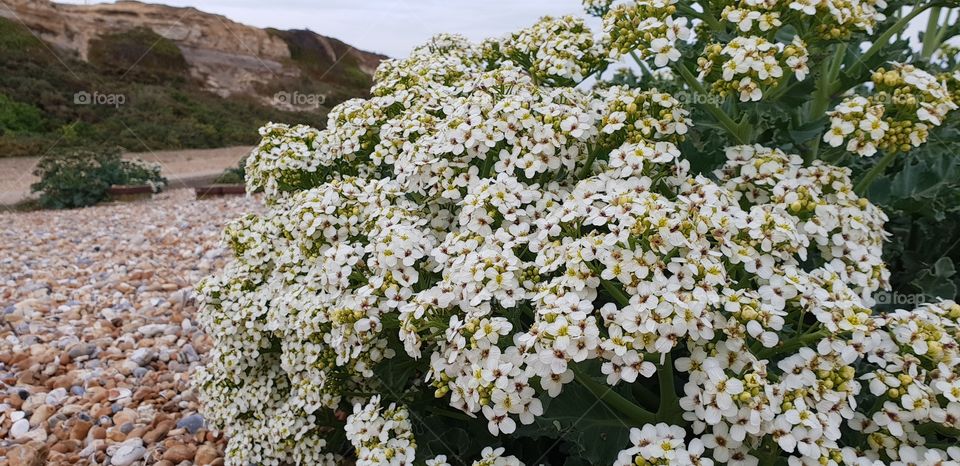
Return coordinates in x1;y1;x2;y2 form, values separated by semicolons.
701;1;723;31
804;43;847;132
859;3;940;68
805;137;821;165
931;12;954;54
572;365;658;425
629;51;654;80
600;278;631;307
656;353;685;425
675;65;749;144
578;147;600;179
479;150;496;178
921;7;942;59
809;43;847;123
854;149;898;195
765;69;797;101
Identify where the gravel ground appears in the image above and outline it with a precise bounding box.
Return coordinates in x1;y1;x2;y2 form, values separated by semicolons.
0;189;260;465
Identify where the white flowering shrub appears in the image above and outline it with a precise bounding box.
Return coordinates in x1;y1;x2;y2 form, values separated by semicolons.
196;0;960;464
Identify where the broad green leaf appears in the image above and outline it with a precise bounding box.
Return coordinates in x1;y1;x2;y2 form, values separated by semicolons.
514;377;642;464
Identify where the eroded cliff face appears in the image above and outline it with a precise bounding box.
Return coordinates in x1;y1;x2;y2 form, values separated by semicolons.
0;0;386;97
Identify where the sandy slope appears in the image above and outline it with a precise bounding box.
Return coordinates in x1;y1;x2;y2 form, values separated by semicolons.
0;146;252;206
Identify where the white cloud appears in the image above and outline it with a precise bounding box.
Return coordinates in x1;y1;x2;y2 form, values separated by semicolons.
55;0;595;57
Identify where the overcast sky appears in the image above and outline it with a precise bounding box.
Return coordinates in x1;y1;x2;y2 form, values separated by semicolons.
53;1;951;59
55;1;597;58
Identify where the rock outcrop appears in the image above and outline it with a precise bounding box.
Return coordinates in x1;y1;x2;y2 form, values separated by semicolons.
0;0;386;97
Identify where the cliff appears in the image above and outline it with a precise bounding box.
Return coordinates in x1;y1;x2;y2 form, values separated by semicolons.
0;0;387;99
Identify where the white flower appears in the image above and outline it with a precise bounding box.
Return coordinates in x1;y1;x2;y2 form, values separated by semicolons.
651;37;681;67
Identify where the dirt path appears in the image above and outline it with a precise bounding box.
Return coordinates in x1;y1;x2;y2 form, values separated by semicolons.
0;146;252;205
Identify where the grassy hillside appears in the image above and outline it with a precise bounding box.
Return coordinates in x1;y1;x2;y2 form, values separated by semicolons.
0;18;373;158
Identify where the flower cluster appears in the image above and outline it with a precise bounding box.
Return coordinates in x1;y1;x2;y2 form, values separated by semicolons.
244;124;328;198
714;0;886;38
345;396;416;465
427;447;525;466
119;158;167;192
720;5;782;33
824;64;958;156
697;36;809;102
614;423;710;465
594;85;692;146
493;15;608;85
599;0;691;67
197;10;957;466
787;0;888;38
714;144;889;297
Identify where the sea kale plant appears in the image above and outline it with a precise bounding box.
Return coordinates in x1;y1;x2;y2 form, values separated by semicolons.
31;147;167;209
195;0;960;464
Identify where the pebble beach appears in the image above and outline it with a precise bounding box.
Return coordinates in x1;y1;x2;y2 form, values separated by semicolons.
0;189;259;466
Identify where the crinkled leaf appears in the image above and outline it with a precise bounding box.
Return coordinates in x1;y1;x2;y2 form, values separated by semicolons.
514;377;640;464
912;257;959;301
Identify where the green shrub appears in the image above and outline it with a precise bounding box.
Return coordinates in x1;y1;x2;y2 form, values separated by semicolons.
30;147;167;209
0;94;44;134
213;156;248;185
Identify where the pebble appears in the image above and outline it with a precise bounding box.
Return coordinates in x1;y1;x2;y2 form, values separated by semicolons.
11;418;31;438
162;444;197;462
66;342;97;359
29;404;55;426
195;444;220;465
0;190;248;465
129;347;157;366
176;413;205;434
108;387;132;401
138;324;174;338
46;388;68;406
7;441;48;466
70;420;92;440
143;419;174;443
110;438;146;466
181;343;200;363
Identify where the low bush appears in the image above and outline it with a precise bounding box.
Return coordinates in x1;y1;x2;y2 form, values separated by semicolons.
31;147;167;209
213;156;248;185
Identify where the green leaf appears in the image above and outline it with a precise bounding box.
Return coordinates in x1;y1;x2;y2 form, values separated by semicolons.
912;257;959;301
373;353;424;398
515;379;639;464
788;119;827;146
